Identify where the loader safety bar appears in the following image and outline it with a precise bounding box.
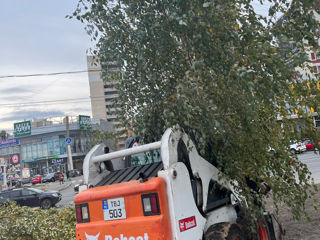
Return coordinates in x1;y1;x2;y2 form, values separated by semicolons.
92;141;162;163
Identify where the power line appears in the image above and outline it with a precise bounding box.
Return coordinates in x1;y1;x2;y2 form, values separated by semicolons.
0;96;105;107
0;69;102;79
12;100;91;107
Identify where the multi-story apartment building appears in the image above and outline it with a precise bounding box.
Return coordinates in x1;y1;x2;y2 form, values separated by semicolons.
307;9;320;76
87;56;127;149
276;8;320;128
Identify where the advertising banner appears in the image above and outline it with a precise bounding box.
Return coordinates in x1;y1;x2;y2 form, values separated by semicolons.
22;168;30;178
79;115;92;130
0;157;5;165
14;120;31;138
0;139;20;148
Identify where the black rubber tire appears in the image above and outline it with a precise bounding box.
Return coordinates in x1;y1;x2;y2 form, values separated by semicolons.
41;199;52;209
290;149;296;154
204;222;244;240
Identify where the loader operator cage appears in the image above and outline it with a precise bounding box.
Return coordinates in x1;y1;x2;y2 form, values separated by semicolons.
129;150;162;167
125;136;162;167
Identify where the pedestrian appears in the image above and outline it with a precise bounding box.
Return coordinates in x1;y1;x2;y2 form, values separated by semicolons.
66;170;70;181
59;173;64;184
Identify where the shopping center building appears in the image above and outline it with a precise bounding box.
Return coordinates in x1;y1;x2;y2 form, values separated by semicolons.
1;116;111;177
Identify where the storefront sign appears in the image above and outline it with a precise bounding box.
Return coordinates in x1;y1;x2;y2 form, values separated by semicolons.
22;158;38;163
14;121;31;138
11;154;19;164
79;115;92;130
52;158;65;164
0;139;20;148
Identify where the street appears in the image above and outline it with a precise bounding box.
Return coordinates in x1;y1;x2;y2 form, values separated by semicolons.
56;177;82;207
297;151;320;184
41;175;83;208
277;150;320;240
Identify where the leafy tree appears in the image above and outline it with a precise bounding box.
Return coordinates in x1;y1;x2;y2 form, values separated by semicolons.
0;130;9;140
72;0;320;222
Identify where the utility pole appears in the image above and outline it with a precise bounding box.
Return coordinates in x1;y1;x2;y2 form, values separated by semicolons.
66;116;74;171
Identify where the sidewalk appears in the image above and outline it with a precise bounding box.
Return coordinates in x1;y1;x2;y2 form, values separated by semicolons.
24;180;72;192
47;180;73;191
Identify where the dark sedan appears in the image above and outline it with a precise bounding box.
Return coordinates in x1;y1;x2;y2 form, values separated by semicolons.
0;188;61;209
42;173;56;183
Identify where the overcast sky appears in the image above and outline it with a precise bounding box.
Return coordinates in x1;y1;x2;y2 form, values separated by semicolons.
0;0;93;132
0;0;273;133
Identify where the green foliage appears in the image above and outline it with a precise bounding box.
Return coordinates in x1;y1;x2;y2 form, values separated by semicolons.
89;129;119;150
72;0;320;221
0;201;75;240
0;130;9;140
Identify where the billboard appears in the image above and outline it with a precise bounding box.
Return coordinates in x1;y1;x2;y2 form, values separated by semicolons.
79;115;92;130
14;120;31;138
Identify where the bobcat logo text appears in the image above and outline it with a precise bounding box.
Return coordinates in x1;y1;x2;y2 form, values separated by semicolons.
85;232;149;240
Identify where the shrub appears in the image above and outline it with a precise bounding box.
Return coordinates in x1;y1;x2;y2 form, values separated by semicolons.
0;201;75;240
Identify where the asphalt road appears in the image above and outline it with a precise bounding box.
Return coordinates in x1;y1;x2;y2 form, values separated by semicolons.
55;176;83;208
298;151;320;184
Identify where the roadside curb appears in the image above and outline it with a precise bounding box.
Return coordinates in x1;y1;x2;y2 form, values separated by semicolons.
24;183;48;191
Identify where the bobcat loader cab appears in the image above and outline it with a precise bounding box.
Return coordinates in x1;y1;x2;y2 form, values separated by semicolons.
75;128;282;240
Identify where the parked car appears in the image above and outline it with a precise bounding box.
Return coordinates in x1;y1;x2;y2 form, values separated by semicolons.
68;169;81;178
289;141;307;154
21;177;31;184
302;139;320;151
31;175;42;185
53;172;62;181
0;187;61;209
42;173;56;183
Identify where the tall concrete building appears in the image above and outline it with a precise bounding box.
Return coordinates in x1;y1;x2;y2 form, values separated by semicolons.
87;56;107;121
87;56;126;148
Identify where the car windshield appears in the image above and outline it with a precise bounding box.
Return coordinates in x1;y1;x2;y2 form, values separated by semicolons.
28;188;43;193
45;173;54;178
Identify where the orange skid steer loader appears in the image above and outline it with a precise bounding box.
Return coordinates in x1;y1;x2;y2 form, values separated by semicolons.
75;128;283;240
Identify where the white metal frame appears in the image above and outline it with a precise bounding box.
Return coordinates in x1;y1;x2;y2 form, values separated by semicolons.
82;127;240;239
